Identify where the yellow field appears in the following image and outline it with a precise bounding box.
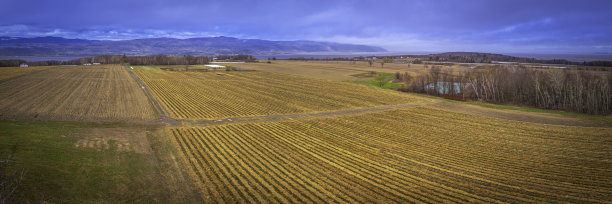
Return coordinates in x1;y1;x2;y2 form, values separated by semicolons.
0;66;50;80
0;65;156;121
134;70;424;120
2;62;609;202
235;60;469;81
169;106;612;203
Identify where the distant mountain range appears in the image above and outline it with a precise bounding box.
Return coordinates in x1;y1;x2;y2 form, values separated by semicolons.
0;36;386;56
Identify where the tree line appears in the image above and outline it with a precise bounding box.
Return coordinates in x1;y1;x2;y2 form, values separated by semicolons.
283;52;612;67
287;57;352;61
397;66;611;115
0;55;212;67
215;55;256;62
1;54;276;67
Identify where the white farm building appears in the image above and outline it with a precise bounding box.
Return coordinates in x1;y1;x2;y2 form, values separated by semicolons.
205;65;226;68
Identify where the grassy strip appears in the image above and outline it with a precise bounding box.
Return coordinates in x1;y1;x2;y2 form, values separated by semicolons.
347;72;611;123
0;120;173;203
464;101;612;122
349;72;403;90
408;93;611;122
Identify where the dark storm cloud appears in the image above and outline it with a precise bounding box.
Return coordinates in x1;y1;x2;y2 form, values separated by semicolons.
1;0;611;53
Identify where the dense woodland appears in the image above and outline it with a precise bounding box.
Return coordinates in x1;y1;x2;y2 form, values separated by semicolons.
215;55;257;62
287;57;351;61
0;59;28;67
422;52;575;64
0;55;262;66
286;52;612;67
398;52;612;66
396;66;612;114
397;66;611;114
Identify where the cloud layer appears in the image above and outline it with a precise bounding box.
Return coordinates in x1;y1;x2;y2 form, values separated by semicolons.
1;0;611;53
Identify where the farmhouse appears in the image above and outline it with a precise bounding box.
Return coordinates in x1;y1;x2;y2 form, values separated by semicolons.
19;63;29;67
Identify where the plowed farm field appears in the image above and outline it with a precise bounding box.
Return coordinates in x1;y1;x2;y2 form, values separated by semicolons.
0;65;155;121
134;70;424;120
169;106;612;203
0;66;49;81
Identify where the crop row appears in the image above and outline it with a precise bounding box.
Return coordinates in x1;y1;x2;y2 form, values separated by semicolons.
135;70;424;120
0;65;156;121
0;66;49;81
169;107;611;202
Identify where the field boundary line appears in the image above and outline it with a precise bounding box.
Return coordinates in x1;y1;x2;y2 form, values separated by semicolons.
123;64;175;123
125;66;440;126
171;99;439;127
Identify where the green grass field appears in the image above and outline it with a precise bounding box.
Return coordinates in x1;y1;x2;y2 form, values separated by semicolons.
349;72;404;89
0;120;197;203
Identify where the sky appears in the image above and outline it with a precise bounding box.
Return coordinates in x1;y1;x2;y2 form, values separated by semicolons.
1;0;612;54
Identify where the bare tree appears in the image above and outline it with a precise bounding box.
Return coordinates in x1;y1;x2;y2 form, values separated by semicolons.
405;65;610;114
381;58;393;68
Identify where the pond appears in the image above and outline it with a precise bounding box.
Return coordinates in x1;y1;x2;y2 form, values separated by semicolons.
425;82;464;94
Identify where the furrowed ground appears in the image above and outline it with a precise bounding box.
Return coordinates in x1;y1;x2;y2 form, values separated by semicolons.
0;66;49;81
2;62;609;203
169;106;612;203
0;65;155;121
234;60;467;81
134;70;425;120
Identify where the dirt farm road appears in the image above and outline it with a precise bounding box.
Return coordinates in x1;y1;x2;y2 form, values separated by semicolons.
124;64;174;122
125;66;609;128
170;100;440;127
125;64;442;126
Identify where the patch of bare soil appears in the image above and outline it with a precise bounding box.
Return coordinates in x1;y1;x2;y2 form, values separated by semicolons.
72;126;202;202
74;127;152;154
432;101;611;127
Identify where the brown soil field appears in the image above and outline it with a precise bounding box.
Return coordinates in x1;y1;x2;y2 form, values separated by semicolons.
3;62;608;203
0;65;156;121
134;70;425;120
0;66;50;81
234;60;469;81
